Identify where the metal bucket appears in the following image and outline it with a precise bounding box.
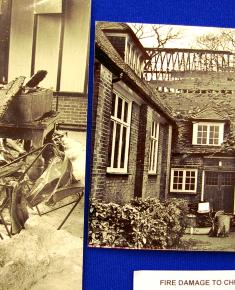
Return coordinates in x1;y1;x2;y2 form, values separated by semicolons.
185;214;197;228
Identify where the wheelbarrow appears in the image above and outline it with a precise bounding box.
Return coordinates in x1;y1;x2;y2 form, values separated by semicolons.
0;143;84;238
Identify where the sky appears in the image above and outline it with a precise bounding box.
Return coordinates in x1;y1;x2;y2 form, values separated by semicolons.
128;23;235;49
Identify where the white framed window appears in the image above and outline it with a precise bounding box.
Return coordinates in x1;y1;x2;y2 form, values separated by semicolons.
192;122;224;146
148;121;160;173
107;92;132;173
170;169;198;193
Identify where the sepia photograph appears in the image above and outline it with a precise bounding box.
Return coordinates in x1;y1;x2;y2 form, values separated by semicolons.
0;0;90;289
88;21;235;252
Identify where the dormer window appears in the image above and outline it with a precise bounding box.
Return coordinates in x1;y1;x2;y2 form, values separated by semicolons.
192;122;224;146
105;32;147;78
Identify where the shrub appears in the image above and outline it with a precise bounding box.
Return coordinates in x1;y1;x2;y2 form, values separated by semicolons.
89;197;188;249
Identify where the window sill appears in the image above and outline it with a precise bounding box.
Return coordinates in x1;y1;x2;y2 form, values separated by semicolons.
170;191;197;195
106;171;131;176
53;91;87;97
192;144;221;147
148;173;158;176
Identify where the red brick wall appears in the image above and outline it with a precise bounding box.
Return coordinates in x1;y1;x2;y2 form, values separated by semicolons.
52;94;87;130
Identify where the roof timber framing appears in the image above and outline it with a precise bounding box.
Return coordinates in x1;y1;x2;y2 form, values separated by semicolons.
144;48;235;82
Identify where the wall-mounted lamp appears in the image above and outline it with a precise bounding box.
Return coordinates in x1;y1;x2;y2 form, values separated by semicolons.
219;161;222;167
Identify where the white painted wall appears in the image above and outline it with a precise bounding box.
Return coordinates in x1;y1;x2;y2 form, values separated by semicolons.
8;0;91;93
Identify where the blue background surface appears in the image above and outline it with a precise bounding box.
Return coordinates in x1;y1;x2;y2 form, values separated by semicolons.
83;1;235;289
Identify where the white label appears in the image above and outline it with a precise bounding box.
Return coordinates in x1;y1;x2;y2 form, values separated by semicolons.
134;271;235;290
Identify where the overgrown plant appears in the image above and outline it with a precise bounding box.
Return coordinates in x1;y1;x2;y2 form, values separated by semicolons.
89;197;188;249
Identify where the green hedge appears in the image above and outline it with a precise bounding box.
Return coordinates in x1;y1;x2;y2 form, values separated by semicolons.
89;197;188;249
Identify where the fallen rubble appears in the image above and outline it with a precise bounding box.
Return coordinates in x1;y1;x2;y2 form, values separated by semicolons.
0;132;85;289
0;201;84;290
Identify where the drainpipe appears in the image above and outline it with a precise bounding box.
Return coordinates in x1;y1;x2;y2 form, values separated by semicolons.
233;184;235;214
164;124;172;200
201;170;205;202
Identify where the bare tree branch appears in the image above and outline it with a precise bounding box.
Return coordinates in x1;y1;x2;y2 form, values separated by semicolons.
131;23;182;48
132;24;155;40
194;30;235;52
132;24;144;39
221;30;235;49
151;25;181;48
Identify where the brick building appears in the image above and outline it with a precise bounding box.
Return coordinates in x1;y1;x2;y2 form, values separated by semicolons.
91;24;235;213
146;48;235;214
90;23;175;204
0;0;90;132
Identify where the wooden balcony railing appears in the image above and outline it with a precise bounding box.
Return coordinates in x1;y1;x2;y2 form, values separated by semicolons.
144;48;235;93
144;48;235;81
